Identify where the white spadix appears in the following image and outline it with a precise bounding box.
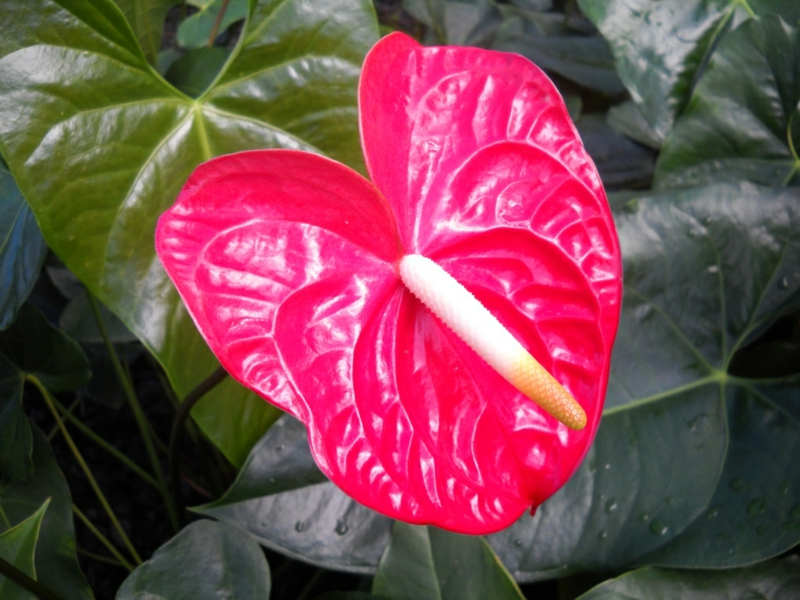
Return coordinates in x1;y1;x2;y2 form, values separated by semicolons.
399;254;587;430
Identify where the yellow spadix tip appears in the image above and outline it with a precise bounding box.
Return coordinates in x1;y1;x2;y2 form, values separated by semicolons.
509;354;587;430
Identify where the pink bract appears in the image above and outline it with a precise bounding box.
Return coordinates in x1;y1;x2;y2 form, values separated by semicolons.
156;32;622;535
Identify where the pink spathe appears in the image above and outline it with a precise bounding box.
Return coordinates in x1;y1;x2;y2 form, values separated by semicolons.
155;32;622;535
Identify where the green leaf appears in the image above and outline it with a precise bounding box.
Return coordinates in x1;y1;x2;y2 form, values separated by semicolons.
490;182;800;579
113;0;178;65
606;101;662;150
578;0;800;140
165;46;231;98
576;114;655;190
196;415;392;572
1;426;93;599
177;0;249;49
116;520;270;599
0;303;91;393
0;356;29;481
372;522;524;600
0;0;379;467
576;556;800;599
315;594;388;600
0;499;49;600
0;162;47;331
655;16;800;189
60;292;138;344
0;303;90;480
492;31;625;96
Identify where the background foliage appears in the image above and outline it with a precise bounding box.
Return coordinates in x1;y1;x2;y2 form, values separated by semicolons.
0;0;798;598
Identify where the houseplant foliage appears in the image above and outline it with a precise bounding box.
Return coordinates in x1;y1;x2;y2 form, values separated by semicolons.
0;0;798;599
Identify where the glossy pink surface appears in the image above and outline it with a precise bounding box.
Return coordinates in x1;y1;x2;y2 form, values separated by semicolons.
156;33;622;535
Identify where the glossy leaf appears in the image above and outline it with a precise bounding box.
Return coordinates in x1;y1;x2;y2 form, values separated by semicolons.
0;499;49;600
113;0;178;65
0;162;47;331
160;32;621;533
492;31;625;96
577;115;655;190
0;0;379;466
606;101;662;150
197;415;391;573
60;293;138;345
164;47;230;98
579;0;800;141
177;0;249;49
655;17;800;189
1;426;93;599
490;182;800;579
372;522;524;600
577;556;800;599
116;520;270;600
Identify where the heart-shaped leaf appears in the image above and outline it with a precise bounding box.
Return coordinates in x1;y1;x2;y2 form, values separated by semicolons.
492;182;800;578
1;426;93;599
372;522;524;600
576;556;800;599
655;16;800;189
117;520;270;599
0;161;47;331
0;499;49;599
0;0;379;466
578;0;800;141
197;415;391;573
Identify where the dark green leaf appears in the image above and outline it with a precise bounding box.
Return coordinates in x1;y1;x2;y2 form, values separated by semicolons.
165;46;231;98
113;0;178;65
578;0;800;140
315;594;388;600
116;520;270;599
492;31;625;95
655;17;800;189
606;101;662;150
490;182;800;579
60;293;137;344
196;415;392;573
0;303;90;393
576;556;800;599
0;356;29;480
1;426;93;599
0;0;378;466
0;499;48;600
177;0;249;49
577;114;655;190
372;522;524;600
0;162;47;331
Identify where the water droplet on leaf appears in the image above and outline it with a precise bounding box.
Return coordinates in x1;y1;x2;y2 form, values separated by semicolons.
748;498;765;515
706;265;719;274
779;480;790;494
275;445;284;452
729;478;747;492
706;505;720;519
597;531;607;541
295;521;306;532
635;304;653;321
639;512;649;523
778;277;790;290
514;539;522;547
605;499;618;514
335;519;349;535
649;519;668;535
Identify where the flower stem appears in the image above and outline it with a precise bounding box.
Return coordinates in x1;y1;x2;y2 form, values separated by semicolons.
28;374;142;565
50;396;160;491
207;0;232;47
72;504;135;572
169;366;228;525
86;293;178;531
76;548;125;568
48;397;79;440
0;555;65;600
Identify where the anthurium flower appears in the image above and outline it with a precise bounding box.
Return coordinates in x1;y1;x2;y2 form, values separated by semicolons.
156;32;622;535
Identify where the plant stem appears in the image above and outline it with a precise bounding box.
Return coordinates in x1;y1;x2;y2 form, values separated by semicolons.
76;548;125;568
50;396;160;490
48;397;80;440
169;366;228;525
72;505;135;572
207;0;232;47
0;555;66;600
86;293;178;531
28;374;142;565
